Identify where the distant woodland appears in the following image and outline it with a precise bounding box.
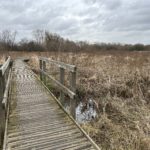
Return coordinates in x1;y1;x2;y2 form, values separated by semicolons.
0;30;150;52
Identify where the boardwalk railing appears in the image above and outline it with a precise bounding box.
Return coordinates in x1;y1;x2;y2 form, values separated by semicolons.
0;56;11;146
39;57;77;118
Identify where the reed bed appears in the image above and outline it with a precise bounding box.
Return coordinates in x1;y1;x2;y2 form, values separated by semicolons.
0;51;150;150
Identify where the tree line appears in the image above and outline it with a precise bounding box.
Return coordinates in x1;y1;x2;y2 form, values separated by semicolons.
0;30;149;52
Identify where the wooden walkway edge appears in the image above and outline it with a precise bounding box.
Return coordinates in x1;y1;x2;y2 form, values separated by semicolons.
3;59;100;150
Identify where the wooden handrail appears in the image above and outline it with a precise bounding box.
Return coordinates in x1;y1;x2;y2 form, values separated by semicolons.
39;69;75;99
0;57;11;75
39;56;76;72
0;56;11;147
0;56;11;102
39;57;77;118
2;69;12;109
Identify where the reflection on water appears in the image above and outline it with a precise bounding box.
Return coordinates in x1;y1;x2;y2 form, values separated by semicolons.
63;98;97;123
76;99;97;123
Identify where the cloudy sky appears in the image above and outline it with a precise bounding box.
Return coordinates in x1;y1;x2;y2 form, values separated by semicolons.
0;0;150;44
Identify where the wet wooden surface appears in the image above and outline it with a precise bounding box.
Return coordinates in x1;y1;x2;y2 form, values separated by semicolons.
4;60;97;150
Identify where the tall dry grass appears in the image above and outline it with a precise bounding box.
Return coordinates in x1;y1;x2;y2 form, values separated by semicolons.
30;51;150;150
0;51;150;150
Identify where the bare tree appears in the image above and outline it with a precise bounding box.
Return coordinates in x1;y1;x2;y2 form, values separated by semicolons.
0;30;17;51
32;29;45;45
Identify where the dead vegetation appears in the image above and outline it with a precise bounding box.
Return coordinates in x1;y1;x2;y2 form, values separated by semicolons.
0;56;5;64
0;51;150;150
76;52;150;150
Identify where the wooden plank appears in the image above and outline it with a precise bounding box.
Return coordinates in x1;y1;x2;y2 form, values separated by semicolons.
16;57;30;62
39;57;76;72
39;69;75;99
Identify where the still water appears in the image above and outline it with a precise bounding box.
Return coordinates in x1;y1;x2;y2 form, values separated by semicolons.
64;99;97;123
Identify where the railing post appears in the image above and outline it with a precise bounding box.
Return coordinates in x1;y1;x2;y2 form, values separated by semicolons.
0;70;4;146
43;61;46;85
0;70;3;101
3;69;7;93
39;60;43;81
70;68;76;119
60;67;65;105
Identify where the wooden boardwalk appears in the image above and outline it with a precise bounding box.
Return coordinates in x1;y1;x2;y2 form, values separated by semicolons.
3;60;99;150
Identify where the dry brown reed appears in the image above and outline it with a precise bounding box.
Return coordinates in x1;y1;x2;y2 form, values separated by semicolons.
0;51;150;150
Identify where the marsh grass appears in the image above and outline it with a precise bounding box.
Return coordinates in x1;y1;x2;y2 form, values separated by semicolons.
0;50;150;150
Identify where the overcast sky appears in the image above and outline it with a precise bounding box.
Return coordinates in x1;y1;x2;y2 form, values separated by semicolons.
0;0;150;44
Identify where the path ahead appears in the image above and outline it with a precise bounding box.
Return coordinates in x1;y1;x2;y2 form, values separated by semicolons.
4;60;98;150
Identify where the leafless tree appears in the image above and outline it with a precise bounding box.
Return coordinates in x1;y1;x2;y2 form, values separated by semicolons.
32;29;45;45
0;30;17;51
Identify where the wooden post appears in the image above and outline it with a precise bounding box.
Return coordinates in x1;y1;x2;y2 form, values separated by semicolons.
3;69;7;93
0;70;2;146
0;70;4;103
43;61;46;85
60;67;65;105
39;60;43;81
0;70;4;146
70;68;76;119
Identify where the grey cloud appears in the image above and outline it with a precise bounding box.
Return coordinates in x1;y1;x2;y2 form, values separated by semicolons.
0;0;150;44
49;17;79;32
102;0;150;32
84;0;122;10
